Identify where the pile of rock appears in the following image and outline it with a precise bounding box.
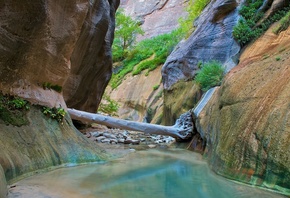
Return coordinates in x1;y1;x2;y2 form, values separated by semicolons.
84;128;175;146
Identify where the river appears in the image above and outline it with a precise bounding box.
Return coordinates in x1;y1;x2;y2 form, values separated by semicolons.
8;148;285;198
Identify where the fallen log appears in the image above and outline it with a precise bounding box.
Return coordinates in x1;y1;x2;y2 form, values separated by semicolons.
68;108;194;140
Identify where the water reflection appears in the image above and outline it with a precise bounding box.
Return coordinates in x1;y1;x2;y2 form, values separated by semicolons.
9;149;285;198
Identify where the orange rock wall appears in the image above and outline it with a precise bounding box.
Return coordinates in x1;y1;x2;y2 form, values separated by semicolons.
195;25;290;194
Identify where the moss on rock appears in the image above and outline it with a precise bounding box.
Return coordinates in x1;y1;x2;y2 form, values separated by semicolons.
0;106;108;185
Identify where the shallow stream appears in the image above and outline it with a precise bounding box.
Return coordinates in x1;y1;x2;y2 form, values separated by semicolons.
8;149;285;198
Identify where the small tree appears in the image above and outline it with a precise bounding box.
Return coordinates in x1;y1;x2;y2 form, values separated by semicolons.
113;9;144;61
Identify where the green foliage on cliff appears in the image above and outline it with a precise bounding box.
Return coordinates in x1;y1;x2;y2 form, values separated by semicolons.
110;0;211;89
98;94;119;116
273;11;290;34
233;1;290;45
178;0;210;37
113;9;144;62
110;30;180;89
42;82;62;93
0;94;30;126
194;61;225;91
42;106;66;123
132;31;180;75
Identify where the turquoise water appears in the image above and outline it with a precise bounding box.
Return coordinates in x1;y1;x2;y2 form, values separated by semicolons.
9;149;285;198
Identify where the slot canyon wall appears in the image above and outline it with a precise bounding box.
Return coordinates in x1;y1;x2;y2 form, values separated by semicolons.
0;0;119;197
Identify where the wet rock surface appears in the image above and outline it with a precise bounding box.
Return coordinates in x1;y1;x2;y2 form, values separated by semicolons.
194;25;290;194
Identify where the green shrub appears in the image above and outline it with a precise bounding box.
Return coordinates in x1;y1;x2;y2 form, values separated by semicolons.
110;31;180;89
194;61;225;91
42;82;62;93
233;1;290;45
42;107;66;123
0;94;30;126
153;84;160;90
98;94;119;116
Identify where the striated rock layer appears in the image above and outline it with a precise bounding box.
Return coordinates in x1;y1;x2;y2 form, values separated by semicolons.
194;25;290;194
64;0;120;112
0;0;119;197
120;0;188;40
0;0;119;112
107;67;163;123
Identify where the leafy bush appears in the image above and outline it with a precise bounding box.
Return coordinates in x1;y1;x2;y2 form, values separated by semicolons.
153;84;160;90
233;1;290;45
0;94;30;126
98;94;119;116
42;82;62;93
194;61;225;91
110;31;180;89
42;107;66;123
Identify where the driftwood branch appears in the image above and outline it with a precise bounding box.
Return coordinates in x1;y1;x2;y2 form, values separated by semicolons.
68;108;193;140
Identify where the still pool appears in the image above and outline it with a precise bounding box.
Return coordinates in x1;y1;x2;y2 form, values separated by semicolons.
8;149;285;198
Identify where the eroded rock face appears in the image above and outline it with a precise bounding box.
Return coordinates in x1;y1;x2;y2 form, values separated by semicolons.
0;1;118;197
108;0;187;122
120;0;188;40
107;67;163;122
162;0;240;90
64;0;120;112
195;26;290;194
0;0;119;112
0;106;107;187
0;0;89;107
163;81;201;125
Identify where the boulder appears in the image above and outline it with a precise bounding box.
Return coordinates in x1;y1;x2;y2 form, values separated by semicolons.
162;0;240;90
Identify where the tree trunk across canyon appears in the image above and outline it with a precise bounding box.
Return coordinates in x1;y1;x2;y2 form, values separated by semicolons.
68;108;193;140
